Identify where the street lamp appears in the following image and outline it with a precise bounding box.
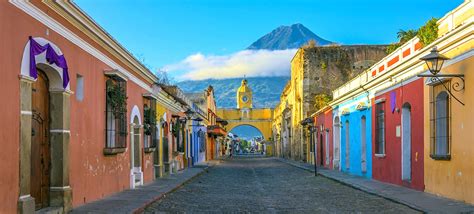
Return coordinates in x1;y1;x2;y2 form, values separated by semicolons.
417;47;465;105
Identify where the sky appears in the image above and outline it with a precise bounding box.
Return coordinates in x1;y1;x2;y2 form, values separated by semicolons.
75;0;463;81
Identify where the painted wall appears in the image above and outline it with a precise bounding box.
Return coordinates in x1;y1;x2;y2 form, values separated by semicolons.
0;2;157;211
424;55;474;204
372;79;424;190
315;109;334;169
338;94;373;178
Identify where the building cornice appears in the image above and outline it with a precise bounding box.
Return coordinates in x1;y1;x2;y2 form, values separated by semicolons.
44;1;157;84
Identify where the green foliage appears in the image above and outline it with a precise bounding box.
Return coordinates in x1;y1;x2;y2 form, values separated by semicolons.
397;29;418;43
417;18;439;46
314;93;332;111
386;43;401;54
386;18;439;54
143;106;156;135
320;61;327;70
106;81;127;118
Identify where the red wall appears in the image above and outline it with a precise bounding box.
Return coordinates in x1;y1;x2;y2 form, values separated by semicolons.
372;79;424;190
314;109;333;169
0;2;156;212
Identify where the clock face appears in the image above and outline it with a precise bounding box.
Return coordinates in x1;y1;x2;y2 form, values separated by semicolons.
242;95;249;103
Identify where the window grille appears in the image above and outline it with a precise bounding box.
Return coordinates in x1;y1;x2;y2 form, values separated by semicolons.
375;102;385;155
105;77;127;148
143;98;157;148
430;81;451;160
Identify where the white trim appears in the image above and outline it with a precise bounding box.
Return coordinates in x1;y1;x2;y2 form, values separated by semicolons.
130;105;142;125
50;186;71;190
21;111;32;115
19;195;31;200
10;1;154;93
375;98;386;104
50;129;71;133
19;74;36;83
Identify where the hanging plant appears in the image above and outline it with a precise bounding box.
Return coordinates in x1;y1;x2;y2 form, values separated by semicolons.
106;81;128;118
172;120;180;138
144;107;156;135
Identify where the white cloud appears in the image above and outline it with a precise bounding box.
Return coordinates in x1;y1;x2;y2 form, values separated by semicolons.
164;49;297;81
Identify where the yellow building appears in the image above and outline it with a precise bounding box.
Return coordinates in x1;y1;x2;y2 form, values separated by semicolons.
217;79;273;145
422;0;474;204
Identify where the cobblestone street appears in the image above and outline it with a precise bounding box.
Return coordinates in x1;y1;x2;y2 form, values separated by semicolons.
144;157;419;213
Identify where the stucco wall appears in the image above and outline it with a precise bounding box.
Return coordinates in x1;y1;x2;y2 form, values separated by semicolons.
372;79;424;190
0;2;156;211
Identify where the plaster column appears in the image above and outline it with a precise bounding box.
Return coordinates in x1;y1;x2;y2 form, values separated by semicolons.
48;91;72;212
18;76;35;214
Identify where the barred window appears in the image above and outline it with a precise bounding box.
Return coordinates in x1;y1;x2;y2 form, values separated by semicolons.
199;130;206;152
143;98;157;149
430;84;451;160
105;77;127;149
375;101;385;155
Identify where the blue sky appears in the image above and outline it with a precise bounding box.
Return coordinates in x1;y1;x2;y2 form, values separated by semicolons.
76;0;462;80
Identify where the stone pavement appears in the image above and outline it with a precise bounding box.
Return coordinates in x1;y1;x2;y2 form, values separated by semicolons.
70;160;220;214
278;158;474;214
145;157;418;213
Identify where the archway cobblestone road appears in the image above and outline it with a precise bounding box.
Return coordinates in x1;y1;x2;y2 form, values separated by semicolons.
144;157;419;213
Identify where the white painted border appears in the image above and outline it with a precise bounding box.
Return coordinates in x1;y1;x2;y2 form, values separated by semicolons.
130;105;142;125
10;1;153;93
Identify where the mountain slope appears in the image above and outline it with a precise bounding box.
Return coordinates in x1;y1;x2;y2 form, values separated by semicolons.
247;23;333;50
177;77;289;108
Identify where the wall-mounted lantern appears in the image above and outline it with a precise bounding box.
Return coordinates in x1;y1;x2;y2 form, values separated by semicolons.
417;47;465;105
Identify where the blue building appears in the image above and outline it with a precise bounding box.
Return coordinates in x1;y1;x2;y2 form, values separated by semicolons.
190;103;207;165
334;93;372;178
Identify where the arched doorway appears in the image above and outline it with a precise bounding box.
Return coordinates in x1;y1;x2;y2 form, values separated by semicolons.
333;116;341;169
229;125;265;155
31;70;50;210
130;106;143;188
345;120;350;170
401;103;412;181
18;37;72;212
361;116;367;173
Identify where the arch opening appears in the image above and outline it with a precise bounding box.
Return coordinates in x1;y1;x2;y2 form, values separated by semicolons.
229;124;265;154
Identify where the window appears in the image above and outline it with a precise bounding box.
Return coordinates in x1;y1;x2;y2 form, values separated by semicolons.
143;98;157;149
430;87;451;160
105;77;127;149
76;74;84;101
199;130;206;153
375;101;385;155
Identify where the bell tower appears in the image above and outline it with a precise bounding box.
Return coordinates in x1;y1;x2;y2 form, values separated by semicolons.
236;78;252;109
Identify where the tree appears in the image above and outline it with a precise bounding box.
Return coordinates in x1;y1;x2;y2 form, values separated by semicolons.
156;69;175;85
397;29;418;43
314;93;332;111
417;18;439;46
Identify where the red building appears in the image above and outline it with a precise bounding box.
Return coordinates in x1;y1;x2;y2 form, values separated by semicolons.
313;107;334;169
371;78;424;190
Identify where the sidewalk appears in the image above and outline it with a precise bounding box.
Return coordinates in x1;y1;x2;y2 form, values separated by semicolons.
70;160;220;214
278;158;474;214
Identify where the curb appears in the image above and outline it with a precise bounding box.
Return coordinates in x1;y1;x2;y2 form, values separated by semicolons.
133;161;219;214
276;158;426;213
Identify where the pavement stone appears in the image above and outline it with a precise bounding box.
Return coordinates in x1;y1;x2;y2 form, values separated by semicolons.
70;160;220;214
144;157;419;213
277;158;474;214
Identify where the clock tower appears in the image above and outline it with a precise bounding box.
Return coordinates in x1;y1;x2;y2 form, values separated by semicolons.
237;78;252;109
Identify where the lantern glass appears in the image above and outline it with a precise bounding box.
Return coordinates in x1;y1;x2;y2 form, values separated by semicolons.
420;47;449;76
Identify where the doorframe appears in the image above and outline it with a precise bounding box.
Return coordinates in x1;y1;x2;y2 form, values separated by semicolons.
18;37;72;213
361;116;367;173
333;116;341;170
401;103;412;181
130;106;143;189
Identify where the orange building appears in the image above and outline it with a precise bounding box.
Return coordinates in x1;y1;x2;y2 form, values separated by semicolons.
0;1;176;213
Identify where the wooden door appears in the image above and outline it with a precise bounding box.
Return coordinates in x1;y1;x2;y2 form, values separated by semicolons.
31;70;50;210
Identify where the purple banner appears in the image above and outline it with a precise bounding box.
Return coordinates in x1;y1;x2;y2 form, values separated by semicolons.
29;36;69;88
390;91;396;113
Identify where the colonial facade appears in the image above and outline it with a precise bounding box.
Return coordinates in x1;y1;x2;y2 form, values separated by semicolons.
0;1;220;213
295;0;473;204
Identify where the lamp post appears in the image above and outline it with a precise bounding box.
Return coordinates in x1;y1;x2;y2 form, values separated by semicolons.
417;47;465;105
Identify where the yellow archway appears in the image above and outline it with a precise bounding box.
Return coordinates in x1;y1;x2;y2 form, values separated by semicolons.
217;108;273;141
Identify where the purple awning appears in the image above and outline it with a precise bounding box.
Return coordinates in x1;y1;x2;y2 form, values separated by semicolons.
29;36;69;88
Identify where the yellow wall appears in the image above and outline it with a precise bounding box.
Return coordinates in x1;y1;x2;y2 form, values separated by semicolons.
423;53;474;204
423;4;474;201
218;108;273;141
155;103;167;177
